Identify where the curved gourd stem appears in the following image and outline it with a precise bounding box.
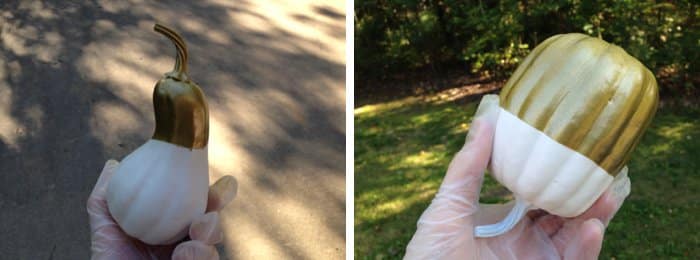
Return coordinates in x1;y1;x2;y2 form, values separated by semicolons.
154;23;188;79
474;197;532;238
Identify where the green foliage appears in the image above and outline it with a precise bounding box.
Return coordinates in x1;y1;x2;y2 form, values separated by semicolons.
355;97;700;259
355;0;699;94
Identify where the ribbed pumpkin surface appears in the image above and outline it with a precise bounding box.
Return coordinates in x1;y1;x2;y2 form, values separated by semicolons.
499;33;658;175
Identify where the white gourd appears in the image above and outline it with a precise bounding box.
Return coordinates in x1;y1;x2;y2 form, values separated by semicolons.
105;24;211;245
106;140;208;244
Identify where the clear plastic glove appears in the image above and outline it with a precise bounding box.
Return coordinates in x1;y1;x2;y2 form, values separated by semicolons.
404;95;632;260
87;160;238;260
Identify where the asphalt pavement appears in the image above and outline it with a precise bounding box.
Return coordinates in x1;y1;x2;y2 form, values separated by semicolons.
0;1;345;259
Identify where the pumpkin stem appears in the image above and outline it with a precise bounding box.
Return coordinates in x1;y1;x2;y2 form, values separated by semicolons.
154;23;188;79
474;197;532;238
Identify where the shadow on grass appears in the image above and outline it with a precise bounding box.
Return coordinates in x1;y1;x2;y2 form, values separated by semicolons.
355;68;505;108
601;107;700;258
355;94;700;259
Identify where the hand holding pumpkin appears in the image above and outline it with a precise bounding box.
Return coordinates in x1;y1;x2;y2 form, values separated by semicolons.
404;95;631;260
87;159;238;260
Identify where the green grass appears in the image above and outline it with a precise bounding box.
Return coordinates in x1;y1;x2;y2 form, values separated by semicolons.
354;95;700;259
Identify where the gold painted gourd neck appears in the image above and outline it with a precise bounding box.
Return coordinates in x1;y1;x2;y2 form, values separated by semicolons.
151;23;209;149
154;23;188;79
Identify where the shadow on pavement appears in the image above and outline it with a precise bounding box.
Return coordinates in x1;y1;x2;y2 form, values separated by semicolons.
0;1;345;259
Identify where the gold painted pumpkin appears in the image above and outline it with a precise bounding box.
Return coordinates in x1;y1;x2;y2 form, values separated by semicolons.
500;33;658;175
476;33;658;237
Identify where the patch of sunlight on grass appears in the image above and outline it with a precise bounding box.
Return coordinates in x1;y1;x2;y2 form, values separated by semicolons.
357;182;438;223
450;122;470;135
354;97;419;116
648;121;697;155
651;142;672;154
373;189;434;218
657;122;694;140
397;150;440;168
409;113;431;125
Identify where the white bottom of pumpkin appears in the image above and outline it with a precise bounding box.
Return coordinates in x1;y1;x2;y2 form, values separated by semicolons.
490;107;615;217
475;107;617;237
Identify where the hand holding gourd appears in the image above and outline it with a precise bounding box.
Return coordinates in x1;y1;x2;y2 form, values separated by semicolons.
404;95;632;260
93;23;220;249
87;160;238;260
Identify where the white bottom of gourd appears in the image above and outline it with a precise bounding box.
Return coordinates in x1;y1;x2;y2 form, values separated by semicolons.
474;108;614;238
106;139;209;245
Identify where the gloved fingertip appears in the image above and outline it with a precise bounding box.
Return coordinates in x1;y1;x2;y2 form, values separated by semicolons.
609;167;631;203
476;94;499;118
89;159;121;198
583;218;605;237
207;175;238;212
475;94;499;116
564;219;604;260
172;240;219;260
464;95;500;146
106;159;119;167
581;218;605;252
190;212;224;245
